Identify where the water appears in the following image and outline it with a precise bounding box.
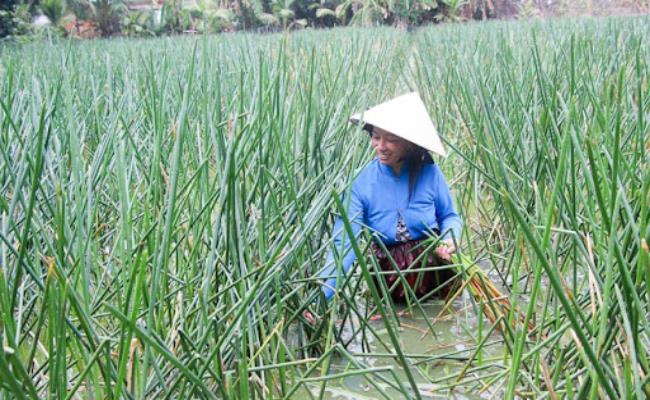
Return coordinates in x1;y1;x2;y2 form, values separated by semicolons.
294;294;506;399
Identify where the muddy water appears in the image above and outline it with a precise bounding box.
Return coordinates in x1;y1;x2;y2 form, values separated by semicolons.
296;295;506;399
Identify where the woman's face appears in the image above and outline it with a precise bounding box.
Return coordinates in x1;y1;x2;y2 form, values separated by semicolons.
370;127;411;170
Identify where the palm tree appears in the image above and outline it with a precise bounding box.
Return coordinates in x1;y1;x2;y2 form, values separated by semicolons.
67;0;93;34
271;0;295;29
438;0;467;21
346;0;385;26
1;0;25;37
196;0;236;32
41;0;66;28
67;0;126;36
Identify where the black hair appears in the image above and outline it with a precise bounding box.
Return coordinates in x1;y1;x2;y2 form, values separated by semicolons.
406;146;434;202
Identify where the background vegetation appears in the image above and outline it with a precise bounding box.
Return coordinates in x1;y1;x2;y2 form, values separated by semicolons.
0;0;648;39
1;14;648;398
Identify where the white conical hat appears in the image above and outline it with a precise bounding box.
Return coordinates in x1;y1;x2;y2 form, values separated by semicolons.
350;92;446;157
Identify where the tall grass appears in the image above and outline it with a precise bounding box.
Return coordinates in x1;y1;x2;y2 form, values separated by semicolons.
0;16;648;398
411;17;650;398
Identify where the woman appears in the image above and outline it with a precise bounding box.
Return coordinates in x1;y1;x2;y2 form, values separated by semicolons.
319;92;462;302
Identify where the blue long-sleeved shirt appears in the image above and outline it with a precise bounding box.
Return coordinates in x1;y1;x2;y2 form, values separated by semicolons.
319;158;462;300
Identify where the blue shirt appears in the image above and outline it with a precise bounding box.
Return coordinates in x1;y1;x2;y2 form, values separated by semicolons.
319;158;462;300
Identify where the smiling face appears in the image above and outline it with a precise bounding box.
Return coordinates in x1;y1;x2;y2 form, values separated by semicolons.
370;126;412;173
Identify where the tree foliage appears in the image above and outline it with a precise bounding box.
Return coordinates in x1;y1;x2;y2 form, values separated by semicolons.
1;0;22;37
3;0;647;39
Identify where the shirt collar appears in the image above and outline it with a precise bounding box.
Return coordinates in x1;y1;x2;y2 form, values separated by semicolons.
376;157;411;179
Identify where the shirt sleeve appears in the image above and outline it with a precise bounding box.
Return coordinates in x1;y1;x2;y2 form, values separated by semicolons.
433;165;462;242
318;185;365;301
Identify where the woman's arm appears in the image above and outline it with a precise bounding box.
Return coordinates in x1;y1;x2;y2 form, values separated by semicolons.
318;186;365;300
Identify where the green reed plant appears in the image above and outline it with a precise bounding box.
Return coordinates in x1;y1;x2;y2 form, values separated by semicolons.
412;16;649;398
1;15;648;399
1;29;421;399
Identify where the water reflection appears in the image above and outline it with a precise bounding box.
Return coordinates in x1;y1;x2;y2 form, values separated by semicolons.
295;293;506;399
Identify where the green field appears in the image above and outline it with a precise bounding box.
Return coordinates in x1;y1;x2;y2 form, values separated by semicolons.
1;15;649;398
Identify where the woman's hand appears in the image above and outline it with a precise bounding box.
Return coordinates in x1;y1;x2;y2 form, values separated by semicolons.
303;310;319;325
435;239;456;263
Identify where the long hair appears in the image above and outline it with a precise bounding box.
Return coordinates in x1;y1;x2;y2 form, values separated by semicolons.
363;124;434;201
406;146;434;202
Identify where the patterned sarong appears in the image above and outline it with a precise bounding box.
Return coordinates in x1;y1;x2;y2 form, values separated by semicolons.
371;239;458;302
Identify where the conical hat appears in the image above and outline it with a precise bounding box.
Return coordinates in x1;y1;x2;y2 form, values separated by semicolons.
350;92;446;157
